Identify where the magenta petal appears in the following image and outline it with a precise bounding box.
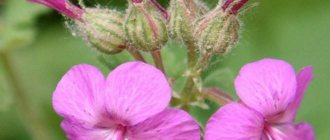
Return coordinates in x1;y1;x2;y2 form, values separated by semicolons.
267;123;315;140
61;120;126;140
29;0;83;19
235;58;297;117
127;108;200;140
292;123;315;140
53;64;105;125
205;103;264;140
105;61;171;125
280;66;314;122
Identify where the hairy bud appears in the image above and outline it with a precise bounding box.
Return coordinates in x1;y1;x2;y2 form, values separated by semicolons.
75;8;126;54
194;7;240;55
124;2;168;51
168;0;208;41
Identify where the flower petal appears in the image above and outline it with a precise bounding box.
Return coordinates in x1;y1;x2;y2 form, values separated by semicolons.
127;108;200;140
29;0;83;19
291;123;315;140
281;66;313;122
53;64;105;125
105;61;171;125
61;120;125;140
267;123;315;140
205;103;264;140
235;58;297;117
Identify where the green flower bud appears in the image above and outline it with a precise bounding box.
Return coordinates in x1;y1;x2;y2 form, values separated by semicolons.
75;8;127;54
194;8;240;55
168;0;208;41
124;2;168;51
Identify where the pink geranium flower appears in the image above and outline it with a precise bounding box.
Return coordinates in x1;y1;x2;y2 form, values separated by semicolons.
53;62;200;140
28;0;83;19
205;58;315;140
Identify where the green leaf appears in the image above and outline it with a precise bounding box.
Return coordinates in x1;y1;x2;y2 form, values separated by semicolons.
163;41;187;77
162;40;188;92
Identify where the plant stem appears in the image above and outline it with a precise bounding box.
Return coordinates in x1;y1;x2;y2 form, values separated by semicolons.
179;41;199;110
194;52;212;73
127;48;146;62
202;87;233;105
0;52;52;140
180;77;196;111
186;42;198;69
179;45;213;110
151;50;166;74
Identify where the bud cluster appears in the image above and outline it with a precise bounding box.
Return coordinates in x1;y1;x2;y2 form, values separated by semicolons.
30;0;249;56
29;0;251;109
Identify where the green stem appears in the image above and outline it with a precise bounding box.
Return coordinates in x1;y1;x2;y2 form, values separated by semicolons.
186;41;198;69
179;44;213;110
127;48;146;62
180;77;196;111
202;87;233;105
151;50;166;74
194;52;212;73
179;41;199;111
0;52;52;140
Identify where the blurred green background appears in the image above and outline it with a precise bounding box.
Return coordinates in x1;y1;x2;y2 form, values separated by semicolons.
1;0;330;139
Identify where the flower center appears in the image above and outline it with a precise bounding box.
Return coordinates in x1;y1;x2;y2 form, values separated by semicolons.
263;122;292;140
95;119;128;140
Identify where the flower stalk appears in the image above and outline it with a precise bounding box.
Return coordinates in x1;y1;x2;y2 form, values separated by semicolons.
127;47;146;62
0;52;52;140
202;87;233;105
151;50;166;74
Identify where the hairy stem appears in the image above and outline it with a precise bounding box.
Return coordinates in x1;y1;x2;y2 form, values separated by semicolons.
127;48;146;62
194;52;212;73
179;40;199;111
186;42;198;69
203;87;233;105
0;52;52;140
180;77;196;111
151;50;166;74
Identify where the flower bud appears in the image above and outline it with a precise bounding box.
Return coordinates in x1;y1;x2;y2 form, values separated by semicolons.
194;7;240;55
124;1;168;51
75;8;127;54
147;0;169;19
168;0;208;41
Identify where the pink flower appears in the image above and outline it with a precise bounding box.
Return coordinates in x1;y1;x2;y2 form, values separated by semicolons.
28;0;83;19
205;59;315;140
53;62;200;140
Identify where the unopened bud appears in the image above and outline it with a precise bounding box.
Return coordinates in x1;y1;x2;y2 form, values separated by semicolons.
75;8;126;54
194;7;240;55
124;2;168;51
222;0;249;15
168;0;208;41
